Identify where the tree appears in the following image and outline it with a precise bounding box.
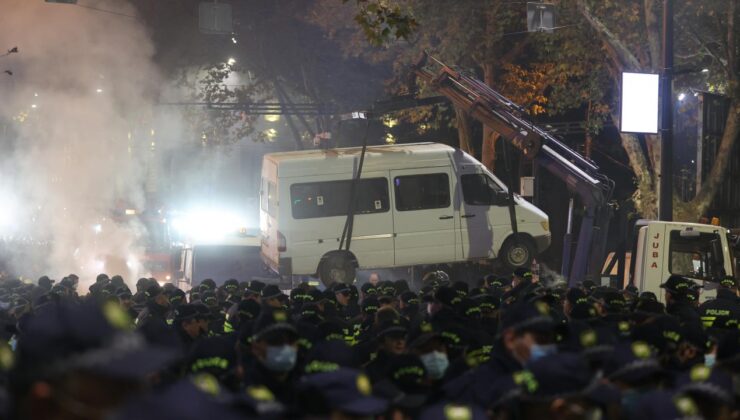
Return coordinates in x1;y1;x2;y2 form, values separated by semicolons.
174;62;271;147
333;0;738;221
574;0;739;220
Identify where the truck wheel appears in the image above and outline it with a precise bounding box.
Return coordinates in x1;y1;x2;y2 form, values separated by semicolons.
500;236;535;271
319;253;356;287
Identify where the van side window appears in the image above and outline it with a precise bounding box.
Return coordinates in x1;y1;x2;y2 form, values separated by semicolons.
290;178;389;219
394;173;450;211
461;174;503;205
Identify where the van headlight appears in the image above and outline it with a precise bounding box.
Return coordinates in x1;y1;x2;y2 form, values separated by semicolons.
540;220;549;232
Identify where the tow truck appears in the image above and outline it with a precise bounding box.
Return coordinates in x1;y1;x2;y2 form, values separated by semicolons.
412;54;736;299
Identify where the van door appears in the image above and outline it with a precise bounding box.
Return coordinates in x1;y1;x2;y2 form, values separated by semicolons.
457;171;508;260
391;168;457;266
260;160;280;273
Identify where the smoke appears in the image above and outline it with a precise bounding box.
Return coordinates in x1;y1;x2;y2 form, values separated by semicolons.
0;0;160;289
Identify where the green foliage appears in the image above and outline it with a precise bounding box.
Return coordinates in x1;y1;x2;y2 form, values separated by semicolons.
177;63;272;147
344;0;419;46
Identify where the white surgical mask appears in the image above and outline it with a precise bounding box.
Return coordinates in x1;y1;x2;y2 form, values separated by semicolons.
264;345;297;372
528;344;556;362
420;351;449;380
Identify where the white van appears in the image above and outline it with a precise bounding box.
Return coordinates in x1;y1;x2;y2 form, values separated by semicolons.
260;143;551;285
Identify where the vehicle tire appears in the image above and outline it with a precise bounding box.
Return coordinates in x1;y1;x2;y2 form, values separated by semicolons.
499;236;535;271
319;253;356;287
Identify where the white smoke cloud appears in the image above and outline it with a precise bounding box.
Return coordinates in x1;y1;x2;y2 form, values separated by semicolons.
0;0;160;289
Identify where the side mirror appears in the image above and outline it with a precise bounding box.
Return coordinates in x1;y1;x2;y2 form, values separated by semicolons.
493;191;510;206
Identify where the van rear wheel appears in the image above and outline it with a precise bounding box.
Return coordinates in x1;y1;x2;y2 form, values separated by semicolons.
500;236;535;271
319;253;356;287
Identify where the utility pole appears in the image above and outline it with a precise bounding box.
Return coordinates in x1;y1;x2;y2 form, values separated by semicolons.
659;0;674;221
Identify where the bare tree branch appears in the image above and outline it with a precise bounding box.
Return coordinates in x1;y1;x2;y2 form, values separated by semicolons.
575;0;642;71
683;24;729;69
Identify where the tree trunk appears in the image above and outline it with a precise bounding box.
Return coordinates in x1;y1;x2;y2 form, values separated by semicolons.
482;132;499;171
575;0;642;70
455;106;474;155
643;0;662;70
610;112;658;218
680;0;738;221
686;100;740;219
481;63;497;171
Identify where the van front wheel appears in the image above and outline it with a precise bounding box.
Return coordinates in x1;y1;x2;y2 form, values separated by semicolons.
319;253;357;287
499;236;535;271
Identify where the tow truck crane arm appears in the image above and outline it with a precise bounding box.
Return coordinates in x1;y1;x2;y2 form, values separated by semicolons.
413;53;615;285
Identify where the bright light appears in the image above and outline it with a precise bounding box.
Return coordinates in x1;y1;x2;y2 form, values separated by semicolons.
701;68;709;73
171;208;250;242
165;275;171;281
678;92;686;101
0;203;14;231
227;57;236;65
93;224;102;234
385;133;396;144
96;88;103;94
231;37;238;44
264;114;280;123
265;128;278;140
126;256;138;269
125;209;137;215
30;104;37;109
34;93;38;97
383;117;398;128
620;72;659;134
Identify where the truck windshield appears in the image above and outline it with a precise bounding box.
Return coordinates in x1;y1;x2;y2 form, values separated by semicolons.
668;230;725;281
192;245;274;284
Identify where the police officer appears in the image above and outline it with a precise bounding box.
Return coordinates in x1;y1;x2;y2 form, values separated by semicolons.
699;276;740;330
135;283;176;347
9;301;177;420
443;300;556;404
660;275;702;326
172;303;208;348
242;306;300;405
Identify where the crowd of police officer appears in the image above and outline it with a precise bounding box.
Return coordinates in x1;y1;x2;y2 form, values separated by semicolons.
0;266;739;419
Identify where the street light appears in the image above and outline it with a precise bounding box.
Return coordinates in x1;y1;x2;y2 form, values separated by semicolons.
227;57;236;66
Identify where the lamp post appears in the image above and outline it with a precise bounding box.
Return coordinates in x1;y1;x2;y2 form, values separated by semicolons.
659;0;674;221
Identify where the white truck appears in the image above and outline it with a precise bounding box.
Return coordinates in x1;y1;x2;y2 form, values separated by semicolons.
175;234;280;290
630;220;736;301
259;143;551;285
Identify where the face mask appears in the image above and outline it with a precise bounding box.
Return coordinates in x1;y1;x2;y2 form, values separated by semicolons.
420;351;449;380
528;344;556;362
264;345;297;373
705;353;716;368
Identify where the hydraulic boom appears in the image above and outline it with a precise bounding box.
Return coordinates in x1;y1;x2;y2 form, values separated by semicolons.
413;54;615;285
